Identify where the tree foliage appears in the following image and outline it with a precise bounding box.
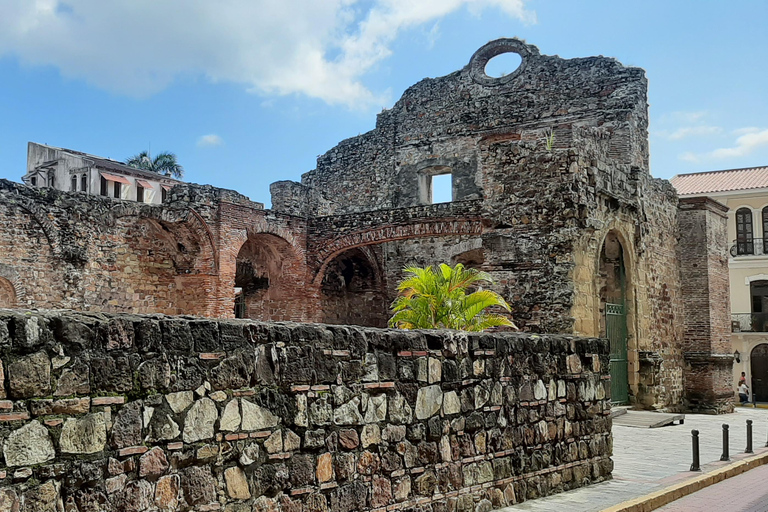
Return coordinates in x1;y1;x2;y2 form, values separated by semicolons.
125;150;184;179
388;263;516;331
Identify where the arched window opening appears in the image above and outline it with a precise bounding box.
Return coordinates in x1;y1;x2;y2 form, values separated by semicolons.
320;248;386;327
234;233;302;321
736;208;754;255
81;174;88;192
761;207;768;254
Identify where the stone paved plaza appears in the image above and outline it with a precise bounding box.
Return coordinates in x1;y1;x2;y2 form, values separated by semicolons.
503;408;768;512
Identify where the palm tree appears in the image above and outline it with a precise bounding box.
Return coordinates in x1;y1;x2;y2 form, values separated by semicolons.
388;263;516;331
125;151;184;179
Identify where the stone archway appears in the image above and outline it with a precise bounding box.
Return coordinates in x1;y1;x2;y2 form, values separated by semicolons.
0;277;16;308
235;233;306;321
599;230;631;404
319;247;387;327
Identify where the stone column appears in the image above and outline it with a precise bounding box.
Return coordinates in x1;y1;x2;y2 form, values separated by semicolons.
678;197;733;413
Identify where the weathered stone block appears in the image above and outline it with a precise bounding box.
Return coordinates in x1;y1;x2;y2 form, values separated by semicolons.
8;351;50;398
60;413;107;454
241;398;279;431
165;390;193;414
316;452;333;483
90;354;133;393
139;446;169;478
220;399;241;431
3;420;55;467
20;480;61;512
54;359;90;396
415;385;443;420
183;397;217;443
265;430;283;454
180;466;217;505
225;466;251;500
155;474;180;509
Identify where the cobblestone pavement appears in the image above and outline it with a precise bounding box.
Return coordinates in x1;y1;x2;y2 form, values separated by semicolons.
502;408;768;512
655;463;768;511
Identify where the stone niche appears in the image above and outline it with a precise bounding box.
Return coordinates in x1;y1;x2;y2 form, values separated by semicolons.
0;310;611;510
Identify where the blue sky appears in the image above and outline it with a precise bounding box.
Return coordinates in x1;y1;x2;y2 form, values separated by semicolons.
1;1;766;207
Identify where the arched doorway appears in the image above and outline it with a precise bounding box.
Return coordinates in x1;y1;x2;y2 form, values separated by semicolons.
751;344;768;401
599;231;629;404
320;247;387;327
235;233;304;321
0;277;16;308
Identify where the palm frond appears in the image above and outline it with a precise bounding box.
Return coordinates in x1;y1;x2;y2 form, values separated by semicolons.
388;263;516;332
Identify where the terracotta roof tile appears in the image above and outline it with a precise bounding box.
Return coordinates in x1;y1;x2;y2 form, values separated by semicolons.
671;166;768;195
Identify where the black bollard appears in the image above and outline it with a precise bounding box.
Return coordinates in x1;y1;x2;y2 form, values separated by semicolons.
746;420;754;454
721;423;730;461
690;429;701;471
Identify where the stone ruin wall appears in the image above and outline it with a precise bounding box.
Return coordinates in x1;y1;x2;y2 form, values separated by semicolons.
276;39;692;409
0;311;611;511
0;179;315;323
0;180;222;317
0;37;732;416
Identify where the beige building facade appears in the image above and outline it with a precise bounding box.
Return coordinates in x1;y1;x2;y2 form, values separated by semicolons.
22;142;181;204
673;166;768;402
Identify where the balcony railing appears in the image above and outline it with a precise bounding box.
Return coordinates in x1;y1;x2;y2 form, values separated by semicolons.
731;238;768;257
732;313;768;332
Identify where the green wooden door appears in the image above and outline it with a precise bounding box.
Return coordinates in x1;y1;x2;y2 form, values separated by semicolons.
606;302;629;404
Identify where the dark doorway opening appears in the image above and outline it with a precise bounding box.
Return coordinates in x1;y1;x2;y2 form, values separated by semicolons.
751;344;768;402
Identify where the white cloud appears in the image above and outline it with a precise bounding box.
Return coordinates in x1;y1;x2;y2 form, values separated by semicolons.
679;151;699;163
709;129;768;159
659;125;722;140
677;128;768;162
733;126;761;136
197;134;223;147
0;0;534;109
660;111;708;124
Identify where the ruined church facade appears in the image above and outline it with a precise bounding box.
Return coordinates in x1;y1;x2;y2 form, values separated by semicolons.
0;39;732;412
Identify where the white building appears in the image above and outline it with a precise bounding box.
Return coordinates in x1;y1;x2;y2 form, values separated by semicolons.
22;142;182;204
672;166;768;402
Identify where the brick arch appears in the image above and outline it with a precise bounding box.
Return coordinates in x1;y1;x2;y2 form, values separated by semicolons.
113;207;218;273
244;221;302;253
0;264;23;307
234;231;308;322
9;197;60;258
311;217;485;284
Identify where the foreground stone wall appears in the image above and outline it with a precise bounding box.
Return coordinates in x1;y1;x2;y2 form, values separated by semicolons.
0;311;611;511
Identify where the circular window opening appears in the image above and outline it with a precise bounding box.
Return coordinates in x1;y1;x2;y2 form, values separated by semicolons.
484;52;522;78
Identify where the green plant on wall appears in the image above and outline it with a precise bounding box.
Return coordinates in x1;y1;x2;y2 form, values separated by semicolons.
544;128;556;151
388;263;516;331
